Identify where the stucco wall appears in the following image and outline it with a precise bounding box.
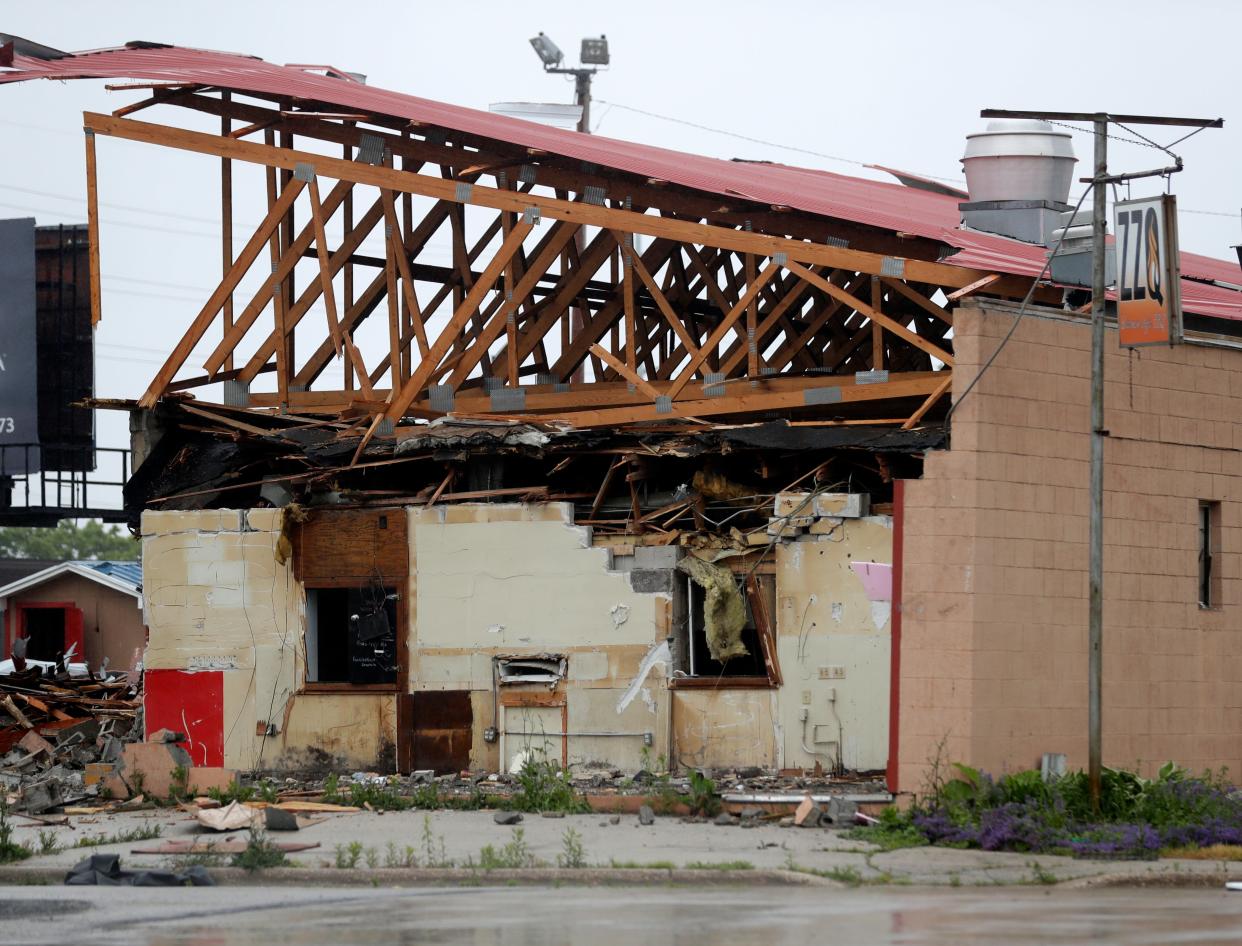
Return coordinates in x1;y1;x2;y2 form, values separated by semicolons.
899;300;1242;792
409;503;670;773
776;519;893;772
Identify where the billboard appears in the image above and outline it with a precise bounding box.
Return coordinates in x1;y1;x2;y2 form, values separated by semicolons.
0;218;40;474
1115;194;1182;347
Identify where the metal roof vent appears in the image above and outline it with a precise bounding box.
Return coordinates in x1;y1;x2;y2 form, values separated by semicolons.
958;119;1077;244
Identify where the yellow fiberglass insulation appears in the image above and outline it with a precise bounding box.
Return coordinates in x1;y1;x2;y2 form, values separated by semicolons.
676;555;749;663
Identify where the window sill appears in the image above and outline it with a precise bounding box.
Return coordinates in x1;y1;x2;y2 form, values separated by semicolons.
669;676;776;689
301;683;399;694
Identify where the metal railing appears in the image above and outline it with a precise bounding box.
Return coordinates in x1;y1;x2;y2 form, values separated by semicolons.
0;443;130;523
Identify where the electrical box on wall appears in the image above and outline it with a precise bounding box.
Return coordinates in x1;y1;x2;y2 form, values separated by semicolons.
818;665;845;679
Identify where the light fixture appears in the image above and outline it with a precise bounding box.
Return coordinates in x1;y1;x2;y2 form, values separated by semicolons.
529;32;563;68
580;35;609;66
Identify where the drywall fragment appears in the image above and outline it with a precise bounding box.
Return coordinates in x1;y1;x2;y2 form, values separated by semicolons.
677;556;748;662
610;604;631;628
831;602;844;624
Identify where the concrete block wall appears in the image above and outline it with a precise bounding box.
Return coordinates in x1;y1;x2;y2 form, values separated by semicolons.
898;300;1242;792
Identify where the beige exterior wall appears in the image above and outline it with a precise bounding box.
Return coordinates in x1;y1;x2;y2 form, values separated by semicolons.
899;300;1242;792
410;503;670;773
143;508;394;771
775;519;893;772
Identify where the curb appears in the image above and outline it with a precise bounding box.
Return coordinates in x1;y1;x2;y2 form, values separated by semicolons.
0;866;836;888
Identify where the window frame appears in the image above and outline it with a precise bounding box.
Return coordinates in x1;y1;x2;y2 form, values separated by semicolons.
1199;500;1222;610
302;577;402;694
670;565;780;690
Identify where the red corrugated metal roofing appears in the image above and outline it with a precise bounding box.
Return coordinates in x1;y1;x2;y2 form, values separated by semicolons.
4;41;1240;319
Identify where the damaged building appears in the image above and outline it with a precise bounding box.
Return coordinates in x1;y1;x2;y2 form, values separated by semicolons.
4;40;1242;795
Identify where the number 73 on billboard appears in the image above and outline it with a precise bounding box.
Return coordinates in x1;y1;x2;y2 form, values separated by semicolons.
1114;194;1182;347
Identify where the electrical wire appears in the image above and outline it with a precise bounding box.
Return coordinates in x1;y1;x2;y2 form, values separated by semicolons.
945;185;1093;424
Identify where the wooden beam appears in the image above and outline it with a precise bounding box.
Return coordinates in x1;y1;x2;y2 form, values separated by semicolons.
381;219;533;423
382;191;428;357
536;372;944;428
137;174;305;408
624;238;701;363
870;276;884;370
666;262;779;400
307;176;343;355
881;276;953;326
784;261;954;367
83;128;102;327
945;273;1001;302
901;371;953;429
589;343;661;401
84;112;1028;293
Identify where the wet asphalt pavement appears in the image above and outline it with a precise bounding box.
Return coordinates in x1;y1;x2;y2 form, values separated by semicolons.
4;884;1242;946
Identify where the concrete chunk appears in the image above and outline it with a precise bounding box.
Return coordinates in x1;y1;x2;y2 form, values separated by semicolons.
813;493;869;518
638;805;655;826
493;810;523;825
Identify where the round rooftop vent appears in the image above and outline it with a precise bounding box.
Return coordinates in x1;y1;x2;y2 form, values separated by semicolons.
961;119;1076;205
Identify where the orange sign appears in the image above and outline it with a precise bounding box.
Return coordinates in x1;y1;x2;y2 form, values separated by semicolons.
1115;195;1182;347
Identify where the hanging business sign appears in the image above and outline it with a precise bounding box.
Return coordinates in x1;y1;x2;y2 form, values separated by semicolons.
0;218;41;474
1115;194;1182;347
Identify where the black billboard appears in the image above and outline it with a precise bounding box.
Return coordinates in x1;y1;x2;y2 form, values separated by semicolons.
0;218;40;474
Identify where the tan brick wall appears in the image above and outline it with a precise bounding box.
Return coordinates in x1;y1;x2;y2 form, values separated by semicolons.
898;300;1242;792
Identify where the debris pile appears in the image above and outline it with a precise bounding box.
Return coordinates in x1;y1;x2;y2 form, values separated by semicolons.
0;654;141;813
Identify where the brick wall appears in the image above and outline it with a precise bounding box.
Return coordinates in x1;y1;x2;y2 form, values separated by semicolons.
898;300;1242;792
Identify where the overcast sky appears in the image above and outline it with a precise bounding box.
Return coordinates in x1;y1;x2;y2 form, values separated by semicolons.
2;0;1239;465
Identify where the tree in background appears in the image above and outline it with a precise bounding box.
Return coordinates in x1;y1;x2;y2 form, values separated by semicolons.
0;520;137;561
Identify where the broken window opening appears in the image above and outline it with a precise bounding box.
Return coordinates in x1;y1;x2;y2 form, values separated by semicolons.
306;583;399;685
676;571;777;683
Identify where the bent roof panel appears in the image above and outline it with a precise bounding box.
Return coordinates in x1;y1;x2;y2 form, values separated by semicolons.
4;42;1240;318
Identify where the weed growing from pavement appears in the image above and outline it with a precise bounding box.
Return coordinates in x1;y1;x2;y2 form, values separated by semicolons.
36;830;62;855
384;841;418;868
557;827;586;868
686;770;721;818
208;779;278;806
608;859;676;870
74;824;163;848
477;828;539;870
0;800;31;864
172;842;227;869
334;841;364;869
364;846;380;869
232;827;289;872
854;759;1242;859
420;815;453;868
1026;860;1058;885
508;756;588;814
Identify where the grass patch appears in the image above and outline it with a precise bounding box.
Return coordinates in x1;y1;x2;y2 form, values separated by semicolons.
608;859;676;870
476;828;540;870
684;860;753;871
0;801;31;864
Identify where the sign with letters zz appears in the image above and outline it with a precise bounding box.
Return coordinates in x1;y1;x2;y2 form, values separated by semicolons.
1115;195;1182;347
0;218;40;473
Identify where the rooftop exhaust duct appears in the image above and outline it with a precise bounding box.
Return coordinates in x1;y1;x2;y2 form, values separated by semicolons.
959;119;1076;244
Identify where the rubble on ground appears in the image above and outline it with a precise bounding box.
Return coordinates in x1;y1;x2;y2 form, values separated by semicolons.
0;653;143;812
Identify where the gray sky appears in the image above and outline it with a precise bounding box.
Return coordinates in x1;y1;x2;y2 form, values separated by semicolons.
2;0;1240;460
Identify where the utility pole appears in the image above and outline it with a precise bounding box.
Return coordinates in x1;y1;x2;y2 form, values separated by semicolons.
980;108;1221;813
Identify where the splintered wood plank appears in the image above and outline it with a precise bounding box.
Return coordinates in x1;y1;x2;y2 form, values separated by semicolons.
946;273;1001;302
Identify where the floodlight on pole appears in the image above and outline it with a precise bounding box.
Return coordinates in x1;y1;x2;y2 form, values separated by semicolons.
580;35;609;66
529;32;563;68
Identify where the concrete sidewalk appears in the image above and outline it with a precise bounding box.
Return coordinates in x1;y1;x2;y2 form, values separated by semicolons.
5;808;1242;887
